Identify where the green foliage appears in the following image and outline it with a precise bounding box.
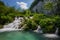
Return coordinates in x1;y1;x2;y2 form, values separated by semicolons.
21;13;60;33
0;1;23;25
0;25;3;29
54;16;60;28
0;1;5;6
24;19;37;30
0;6;8;13
33;13;46;24
0;1;60;34
32;13;60;33
23;10;33;17
39;18;56;33
44;2;53;10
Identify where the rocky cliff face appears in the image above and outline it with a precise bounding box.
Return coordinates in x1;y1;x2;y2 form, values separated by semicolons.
30;0;58;15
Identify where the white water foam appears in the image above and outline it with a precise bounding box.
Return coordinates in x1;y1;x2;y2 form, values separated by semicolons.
43;34;59;38
0;17;24;32
34;25;43;33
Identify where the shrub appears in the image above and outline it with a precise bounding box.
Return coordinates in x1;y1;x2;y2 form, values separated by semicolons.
44;2;53;10
0;25;3;29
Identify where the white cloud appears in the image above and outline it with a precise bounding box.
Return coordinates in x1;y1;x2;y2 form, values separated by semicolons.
16;2;28;10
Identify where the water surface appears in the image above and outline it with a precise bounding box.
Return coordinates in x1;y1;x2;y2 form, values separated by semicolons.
0;31;60;40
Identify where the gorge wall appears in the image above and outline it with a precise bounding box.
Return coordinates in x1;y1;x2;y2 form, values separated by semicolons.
30;0;58;15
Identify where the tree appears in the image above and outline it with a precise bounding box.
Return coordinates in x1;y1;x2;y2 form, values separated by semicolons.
44;2;53;10
0;1;5;6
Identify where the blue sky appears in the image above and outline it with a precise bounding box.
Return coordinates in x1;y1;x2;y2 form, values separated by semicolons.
1;0;34;9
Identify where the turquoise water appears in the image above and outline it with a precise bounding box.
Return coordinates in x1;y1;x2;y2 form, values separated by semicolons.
0;31;60;40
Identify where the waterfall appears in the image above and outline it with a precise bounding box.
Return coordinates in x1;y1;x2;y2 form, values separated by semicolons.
0;17;24;32
43;28;59;38
55;28;58;35
34;25;43;33
4;17;23;29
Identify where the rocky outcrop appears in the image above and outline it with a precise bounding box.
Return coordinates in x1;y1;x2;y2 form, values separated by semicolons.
30;0;58;15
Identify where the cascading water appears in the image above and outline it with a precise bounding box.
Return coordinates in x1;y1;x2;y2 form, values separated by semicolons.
55;28;59;35
43;28;59;38
4;17;23;29
4;17;22;29
0;17;24;32
34;25;43;33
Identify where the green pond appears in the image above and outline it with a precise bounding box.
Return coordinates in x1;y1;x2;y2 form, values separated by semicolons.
0;31;60;40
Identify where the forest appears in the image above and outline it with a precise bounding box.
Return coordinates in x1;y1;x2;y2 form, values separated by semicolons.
0;0;60;35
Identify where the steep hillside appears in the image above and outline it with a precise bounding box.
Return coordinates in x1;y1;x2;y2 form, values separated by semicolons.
30;0;59;15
